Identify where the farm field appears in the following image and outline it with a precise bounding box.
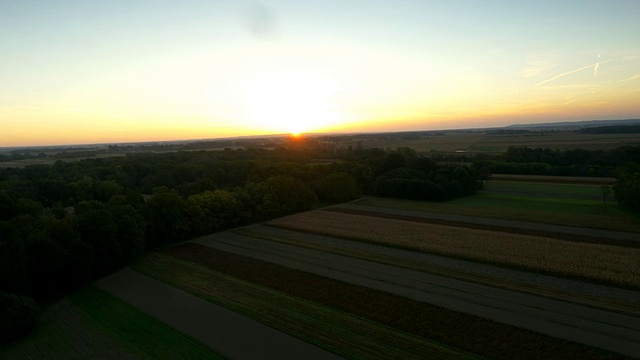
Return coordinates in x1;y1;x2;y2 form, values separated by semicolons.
351;180;640;233
353;131;640;154
8;197;639;358
6;175;639;359
96;267;343;360
237;225;640;312
490;174;617;184
0;152;129;168
467;133;640;153
132;252;477;360
2;287;222;360
188;229;640;358
268;210;640;289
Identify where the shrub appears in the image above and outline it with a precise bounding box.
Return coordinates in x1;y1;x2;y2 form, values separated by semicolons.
0;292;39;344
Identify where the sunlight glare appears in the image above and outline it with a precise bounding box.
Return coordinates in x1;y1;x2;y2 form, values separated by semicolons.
238;70;343;134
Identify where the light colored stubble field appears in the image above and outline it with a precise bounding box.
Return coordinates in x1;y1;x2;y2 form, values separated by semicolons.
269;210;640;289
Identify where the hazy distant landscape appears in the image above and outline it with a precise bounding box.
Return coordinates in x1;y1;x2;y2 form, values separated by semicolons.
3;118;640;168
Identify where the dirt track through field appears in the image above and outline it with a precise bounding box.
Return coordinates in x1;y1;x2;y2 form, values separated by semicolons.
95;268;342;360
194;230;640;358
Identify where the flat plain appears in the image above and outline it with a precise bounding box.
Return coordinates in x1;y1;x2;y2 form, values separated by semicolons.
6;177;640;359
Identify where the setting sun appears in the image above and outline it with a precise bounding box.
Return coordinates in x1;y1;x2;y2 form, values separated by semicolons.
1;1;639;147
236;70;343;135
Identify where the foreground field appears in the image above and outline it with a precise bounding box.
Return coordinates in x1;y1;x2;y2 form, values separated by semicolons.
2;287;222;360
187;231;638;359
133;252;475;360
6;176;639;359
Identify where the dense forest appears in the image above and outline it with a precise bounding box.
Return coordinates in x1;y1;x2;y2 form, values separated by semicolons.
0;145;481;342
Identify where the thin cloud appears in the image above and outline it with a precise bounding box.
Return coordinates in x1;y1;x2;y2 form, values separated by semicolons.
535;59;611;87
617;73;640;83
561;98;578;106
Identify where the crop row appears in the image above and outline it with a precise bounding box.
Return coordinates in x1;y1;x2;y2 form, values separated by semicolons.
158;243;623;360
133;252;472;360
268;210;640;289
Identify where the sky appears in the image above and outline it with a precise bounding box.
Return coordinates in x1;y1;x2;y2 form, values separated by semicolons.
2;0;640;146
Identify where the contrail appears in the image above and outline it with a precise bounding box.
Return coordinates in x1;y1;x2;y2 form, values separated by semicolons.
617;74;640;83
594;53;601;77
535;59;611;87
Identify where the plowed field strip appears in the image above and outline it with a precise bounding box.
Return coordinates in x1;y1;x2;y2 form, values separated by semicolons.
133;253;474;360
325;206;640;248
159;242;627;360
237;226;640;315
268;211;640;290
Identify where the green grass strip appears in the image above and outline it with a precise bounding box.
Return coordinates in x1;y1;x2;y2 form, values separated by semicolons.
70;286;226;360
355;195;640;233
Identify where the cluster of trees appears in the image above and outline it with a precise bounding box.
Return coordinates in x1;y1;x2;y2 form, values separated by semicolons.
484;145;640;212
614;163;640;212
375;166;478;201
490;145;640;177
0;146;482;343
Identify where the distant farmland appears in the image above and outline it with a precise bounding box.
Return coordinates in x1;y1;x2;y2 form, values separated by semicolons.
342;131;640;154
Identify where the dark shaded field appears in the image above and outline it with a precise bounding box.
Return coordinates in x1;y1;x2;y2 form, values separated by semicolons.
159;242;628;360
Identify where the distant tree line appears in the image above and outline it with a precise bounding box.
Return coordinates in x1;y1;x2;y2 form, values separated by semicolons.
489;145;640;177
0;145;482;342
614;163;640;212
483;145;640;212
580;125;640;134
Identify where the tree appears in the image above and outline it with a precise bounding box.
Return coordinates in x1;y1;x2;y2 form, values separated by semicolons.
141;187;189;249
317;173;362;203
187;189;244;235
75;200;121;276
615;172;640;211
0;191;16;220
601;184;612;205
247;176;317;219
0;293;39;344
472;161;492;188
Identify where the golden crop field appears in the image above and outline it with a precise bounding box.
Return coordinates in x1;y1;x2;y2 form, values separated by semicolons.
269;210;640;289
